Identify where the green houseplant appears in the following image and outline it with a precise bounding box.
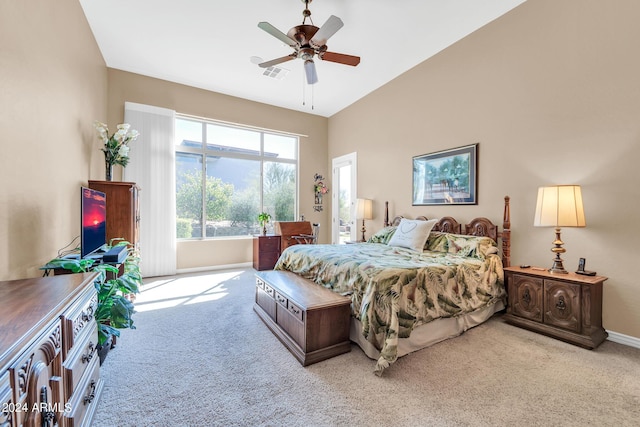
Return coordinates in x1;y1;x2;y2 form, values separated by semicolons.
258;212;271;235
44;240;141;353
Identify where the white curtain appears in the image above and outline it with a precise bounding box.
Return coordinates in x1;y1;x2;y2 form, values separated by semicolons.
124;102;176;277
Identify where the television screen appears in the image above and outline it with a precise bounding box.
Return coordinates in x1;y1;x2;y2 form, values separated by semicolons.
81;187;107;258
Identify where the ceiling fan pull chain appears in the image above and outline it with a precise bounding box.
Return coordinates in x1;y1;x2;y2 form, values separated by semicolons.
302;71;306;106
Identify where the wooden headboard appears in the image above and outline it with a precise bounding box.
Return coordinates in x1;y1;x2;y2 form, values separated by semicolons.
383;196;511;267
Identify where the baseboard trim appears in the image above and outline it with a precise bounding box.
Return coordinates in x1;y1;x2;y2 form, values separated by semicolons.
607;330;640;349
176;262;252;275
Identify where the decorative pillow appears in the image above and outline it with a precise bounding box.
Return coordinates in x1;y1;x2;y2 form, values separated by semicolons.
367;226;397;244
387;218;438;252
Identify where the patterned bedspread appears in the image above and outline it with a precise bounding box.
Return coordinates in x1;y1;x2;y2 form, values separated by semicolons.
274;239;505;374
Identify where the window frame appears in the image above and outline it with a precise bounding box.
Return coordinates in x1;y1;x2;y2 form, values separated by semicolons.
175;115;299;240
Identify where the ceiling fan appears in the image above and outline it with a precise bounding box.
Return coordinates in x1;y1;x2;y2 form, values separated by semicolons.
257;0;360;85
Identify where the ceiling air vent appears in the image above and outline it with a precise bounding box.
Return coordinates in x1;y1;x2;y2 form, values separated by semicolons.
262;66;289;80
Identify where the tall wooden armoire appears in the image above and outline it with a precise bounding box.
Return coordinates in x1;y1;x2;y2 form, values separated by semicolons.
88;180;140;249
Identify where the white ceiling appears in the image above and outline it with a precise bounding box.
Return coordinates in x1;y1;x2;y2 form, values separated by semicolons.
80;0;526;117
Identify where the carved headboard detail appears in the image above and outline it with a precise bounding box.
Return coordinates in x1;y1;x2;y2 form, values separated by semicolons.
381;196;511;267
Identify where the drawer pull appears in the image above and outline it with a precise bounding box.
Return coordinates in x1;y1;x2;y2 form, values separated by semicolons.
290;307;300;315
81;304;95;322
82;342;96;363
556;296;566;311
276;295;286;304
522;289;531;305
83;380;97;405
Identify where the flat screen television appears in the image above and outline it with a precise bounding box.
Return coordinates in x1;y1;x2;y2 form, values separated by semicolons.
81;187;107;258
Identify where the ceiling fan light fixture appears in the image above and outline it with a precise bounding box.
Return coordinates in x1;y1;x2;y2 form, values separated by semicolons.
304;59;318;85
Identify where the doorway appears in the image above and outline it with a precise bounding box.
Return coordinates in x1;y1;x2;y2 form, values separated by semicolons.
331;153;357;244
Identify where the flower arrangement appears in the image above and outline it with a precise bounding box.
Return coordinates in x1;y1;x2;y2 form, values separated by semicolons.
314;181;329;195
94;121;139;180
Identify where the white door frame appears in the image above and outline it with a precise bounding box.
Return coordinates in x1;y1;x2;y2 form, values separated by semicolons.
331;152;357;244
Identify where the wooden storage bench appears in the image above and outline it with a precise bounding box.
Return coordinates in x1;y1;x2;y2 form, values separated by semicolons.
253;270;351;366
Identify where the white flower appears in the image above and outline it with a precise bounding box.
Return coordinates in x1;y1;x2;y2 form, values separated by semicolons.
118;145;130;157
94;120;139;167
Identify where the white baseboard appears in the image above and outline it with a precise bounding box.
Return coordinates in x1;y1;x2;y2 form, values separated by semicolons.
176;262;253;275
607;330;640;349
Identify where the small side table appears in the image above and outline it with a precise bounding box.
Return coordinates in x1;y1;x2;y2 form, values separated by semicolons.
253;235;281;271
503;266;608;349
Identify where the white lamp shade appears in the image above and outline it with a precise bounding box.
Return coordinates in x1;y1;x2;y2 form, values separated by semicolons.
356;198;373;220
534;185;586;227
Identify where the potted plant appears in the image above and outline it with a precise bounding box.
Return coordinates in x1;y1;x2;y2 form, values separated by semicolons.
258;212;271;235
43;239;141;363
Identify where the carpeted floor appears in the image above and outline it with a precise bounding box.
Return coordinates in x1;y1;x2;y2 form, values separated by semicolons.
92;268;640;426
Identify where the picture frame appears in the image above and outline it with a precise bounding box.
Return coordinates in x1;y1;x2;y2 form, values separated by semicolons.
412;143;478;205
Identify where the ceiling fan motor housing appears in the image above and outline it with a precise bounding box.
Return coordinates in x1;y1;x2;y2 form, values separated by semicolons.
288;25;320;47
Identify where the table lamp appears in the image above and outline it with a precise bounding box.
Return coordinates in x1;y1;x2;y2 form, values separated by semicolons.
356;198;373;242
533;185;586;274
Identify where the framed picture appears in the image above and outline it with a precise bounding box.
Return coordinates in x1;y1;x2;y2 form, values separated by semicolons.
412;143;478;205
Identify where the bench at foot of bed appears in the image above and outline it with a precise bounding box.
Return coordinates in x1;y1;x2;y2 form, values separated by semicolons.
254;270;352;366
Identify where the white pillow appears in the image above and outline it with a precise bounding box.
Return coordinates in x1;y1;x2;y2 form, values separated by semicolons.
387;218;438;252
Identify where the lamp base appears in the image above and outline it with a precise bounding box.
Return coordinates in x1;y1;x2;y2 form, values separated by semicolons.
548;227;568;274
360;219;366;242
548;255;568;274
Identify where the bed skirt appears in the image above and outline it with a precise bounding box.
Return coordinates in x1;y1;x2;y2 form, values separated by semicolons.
350;300;505;360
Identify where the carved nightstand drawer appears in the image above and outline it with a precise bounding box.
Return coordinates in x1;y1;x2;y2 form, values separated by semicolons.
509;274;543;322
544;279;581;332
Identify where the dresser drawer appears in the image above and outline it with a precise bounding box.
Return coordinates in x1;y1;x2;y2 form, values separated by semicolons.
275;291;288;307
63;324;99;402
260;236;281;252
62;284;98;357
0;371;13;427
287;300;304;322
63;355;102;427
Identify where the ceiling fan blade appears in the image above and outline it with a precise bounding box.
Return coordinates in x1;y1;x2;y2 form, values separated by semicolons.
258;55;296;68
304;60;318;85
320;51;361;66
258;21;298;47
310;15;343;47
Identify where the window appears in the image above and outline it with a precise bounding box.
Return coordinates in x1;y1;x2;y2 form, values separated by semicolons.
175;117;298;239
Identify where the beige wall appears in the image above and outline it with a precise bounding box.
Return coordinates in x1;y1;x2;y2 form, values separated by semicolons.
106;70;328;271
0;0;107;280
2;0;637;341
329;0;640;339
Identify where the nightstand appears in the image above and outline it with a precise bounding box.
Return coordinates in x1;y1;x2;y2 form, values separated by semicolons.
253;235;281;271
503;266;608;349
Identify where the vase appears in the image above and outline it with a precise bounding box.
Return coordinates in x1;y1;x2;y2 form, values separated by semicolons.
262;225;267;236
105;161;113;181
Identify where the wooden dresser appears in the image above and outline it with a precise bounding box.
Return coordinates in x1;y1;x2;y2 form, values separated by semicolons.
252;235;281;271
0;273;103;427
504;266;608;349
89;180;140;249
254;270;351;366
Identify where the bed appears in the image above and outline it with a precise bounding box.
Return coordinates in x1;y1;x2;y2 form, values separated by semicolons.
273;196;511;375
